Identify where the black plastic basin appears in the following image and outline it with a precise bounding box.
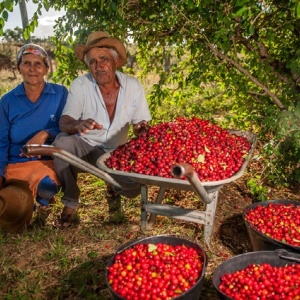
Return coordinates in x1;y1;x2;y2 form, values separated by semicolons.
212;249;300;300
243;199;300;253
106;234;208;300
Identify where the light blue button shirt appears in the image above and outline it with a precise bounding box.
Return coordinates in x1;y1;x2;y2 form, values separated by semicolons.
62;71;151;151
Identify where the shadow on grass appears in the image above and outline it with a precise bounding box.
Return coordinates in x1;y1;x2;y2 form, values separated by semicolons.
218;213;252;255
47;256;113;300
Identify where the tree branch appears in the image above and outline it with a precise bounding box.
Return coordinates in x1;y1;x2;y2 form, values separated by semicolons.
204;40;285;110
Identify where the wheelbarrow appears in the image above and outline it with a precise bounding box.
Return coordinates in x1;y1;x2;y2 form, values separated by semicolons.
22;130;257;245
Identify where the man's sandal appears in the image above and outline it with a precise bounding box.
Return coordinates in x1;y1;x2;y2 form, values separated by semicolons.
53;206;77;229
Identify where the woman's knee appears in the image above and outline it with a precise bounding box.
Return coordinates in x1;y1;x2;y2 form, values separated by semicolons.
37;175;60;200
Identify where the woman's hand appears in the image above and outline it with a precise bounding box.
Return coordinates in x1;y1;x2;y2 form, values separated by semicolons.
21;130;50;158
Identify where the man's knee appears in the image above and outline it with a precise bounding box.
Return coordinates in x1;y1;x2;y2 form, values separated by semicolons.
53;133;78;153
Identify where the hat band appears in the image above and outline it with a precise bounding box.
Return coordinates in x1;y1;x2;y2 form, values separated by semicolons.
87;36;109;47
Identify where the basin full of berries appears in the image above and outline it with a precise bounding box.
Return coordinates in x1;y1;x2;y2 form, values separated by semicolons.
106;234;208;300
212;249;300;300
243;200;300;253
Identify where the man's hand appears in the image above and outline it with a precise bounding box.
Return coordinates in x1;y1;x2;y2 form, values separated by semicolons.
59;115;103;135
76;118;103;135
133;120;150;136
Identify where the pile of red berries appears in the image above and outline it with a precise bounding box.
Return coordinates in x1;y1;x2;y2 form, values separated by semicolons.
219;263;300;299
245;203;300;248
105;117;252;181
107;242;204;300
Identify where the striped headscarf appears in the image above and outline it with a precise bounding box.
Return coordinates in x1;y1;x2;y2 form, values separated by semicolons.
17;44;49;67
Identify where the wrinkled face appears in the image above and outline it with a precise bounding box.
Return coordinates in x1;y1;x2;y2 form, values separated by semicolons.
18;53;49;85
85;47;118;85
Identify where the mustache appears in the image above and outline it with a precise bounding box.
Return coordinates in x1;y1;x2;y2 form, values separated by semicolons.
95;69;107;76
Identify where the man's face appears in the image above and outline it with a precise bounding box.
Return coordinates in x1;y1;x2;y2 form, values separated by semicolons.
85;47;118;85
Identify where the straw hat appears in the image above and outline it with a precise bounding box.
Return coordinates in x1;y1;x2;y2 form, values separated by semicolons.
74;31;127;68
0;179;34;233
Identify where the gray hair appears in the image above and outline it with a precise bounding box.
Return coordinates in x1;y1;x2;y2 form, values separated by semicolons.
83;47;119;65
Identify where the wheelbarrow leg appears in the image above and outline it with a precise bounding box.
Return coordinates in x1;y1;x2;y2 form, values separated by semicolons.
140;185;148;231
146;187;167;229
203;190;219;245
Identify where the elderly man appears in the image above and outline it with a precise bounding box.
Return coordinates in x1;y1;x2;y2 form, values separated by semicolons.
53;31;151;228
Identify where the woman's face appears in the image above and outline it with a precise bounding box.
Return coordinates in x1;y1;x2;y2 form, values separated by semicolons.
18;53;49;85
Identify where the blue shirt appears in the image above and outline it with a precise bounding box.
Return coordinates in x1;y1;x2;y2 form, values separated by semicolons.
62;72;151;151
0;82;68;178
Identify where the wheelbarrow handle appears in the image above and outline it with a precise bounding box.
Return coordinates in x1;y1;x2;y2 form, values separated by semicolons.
22;144;124;191
171;163;213;204
276;249;300;263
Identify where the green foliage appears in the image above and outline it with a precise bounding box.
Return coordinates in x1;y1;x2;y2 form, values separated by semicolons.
0;0;15;35
261;108;300;185
2;26;24;42
51;34;84;86
247;177;268;201
0;86;12;97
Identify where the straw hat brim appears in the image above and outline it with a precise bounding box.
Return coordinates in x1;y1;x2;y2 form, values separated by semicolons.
75;37;127;68
0;179;34;233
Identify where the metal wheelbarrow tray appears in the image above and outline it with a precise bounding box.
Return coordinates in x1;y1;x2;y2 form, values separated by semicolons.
23;130;256;245
97;130;257;245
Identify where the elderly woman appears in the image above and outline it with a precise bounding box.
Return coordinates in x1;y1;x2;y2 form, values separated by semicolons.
0;44;68;227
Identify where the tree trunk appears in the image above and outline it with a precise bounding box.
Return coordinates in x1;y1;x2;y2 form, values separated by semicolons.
19;0;32;43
